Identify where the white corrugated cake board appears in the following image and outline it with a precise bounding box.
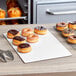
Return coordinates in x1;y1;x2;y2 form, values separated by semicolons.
3;31;72;63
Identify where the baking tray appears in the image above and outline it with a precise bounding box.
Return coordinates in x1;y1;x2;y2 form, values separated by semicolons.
0;0;27;20
3;30;72;63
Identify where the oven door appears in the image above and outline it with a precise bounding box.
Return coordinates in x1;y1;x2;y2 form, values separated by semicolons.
37;2;76;24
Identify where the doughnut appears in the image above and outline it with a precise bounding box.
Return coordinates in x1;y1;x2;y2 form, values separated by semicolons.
34;26;47;35
13;36;26;46
7;7;22;18
17;43;32;53
22;28;33;37
27;34;39;43
0;8;6;18
67;35;76;44
7;29;20;39
56;22;68;31
68;21;76;30
62;28;74;37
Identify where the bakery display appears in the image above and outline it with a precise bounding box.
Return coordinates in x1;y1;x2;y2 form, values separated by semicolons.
22;28;33;37
56;22;68;31
17;43;32;53
7;29;20;39
13;36;26;46
0;8;6;18
34;26;47;35
68;21;76;30
27;34;39;43
7;7;22;18
67;35;76;44
62;28;74;37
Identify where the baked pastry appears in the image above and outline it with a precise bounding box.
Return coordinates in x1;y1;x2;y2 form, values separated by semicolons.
7;7;22;18
17;43;32;53
62;28;74;37
34;26;47;35
0;8;6;18
68;21;76;30
22;28;33;37
13;36;26;46
67;35;76;44
27;34;39;43
56;22;68;31
7;29;20;39
0;21;6;25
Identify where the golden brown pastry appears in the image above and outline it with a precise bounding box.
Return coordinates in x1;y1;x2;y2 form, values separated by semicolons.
0;8;6;18
62;28;74;37
68;21;76;30
17;43;32;53
67;35;76;44
34;26;47;35
13;36;26;46
7;29;20;39
7;7;22;18
27;34;39;43
22;28;33;37
56;22;68;31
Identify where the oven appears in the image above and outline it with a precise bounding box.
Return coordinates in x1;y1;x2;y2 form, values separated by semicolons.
0;0;31;25
33;0;76;24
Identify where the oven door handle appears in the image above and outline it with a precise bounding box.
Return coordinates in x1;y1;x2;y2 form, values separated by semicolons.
46;9;76;15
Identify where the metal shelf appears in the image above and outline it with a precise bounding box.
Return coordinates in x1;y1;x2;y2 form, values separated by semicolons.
0;16;27;20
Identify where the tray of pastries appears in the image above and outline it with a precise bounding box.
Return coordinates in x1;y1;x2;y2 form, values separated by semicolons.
3;26;71;63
